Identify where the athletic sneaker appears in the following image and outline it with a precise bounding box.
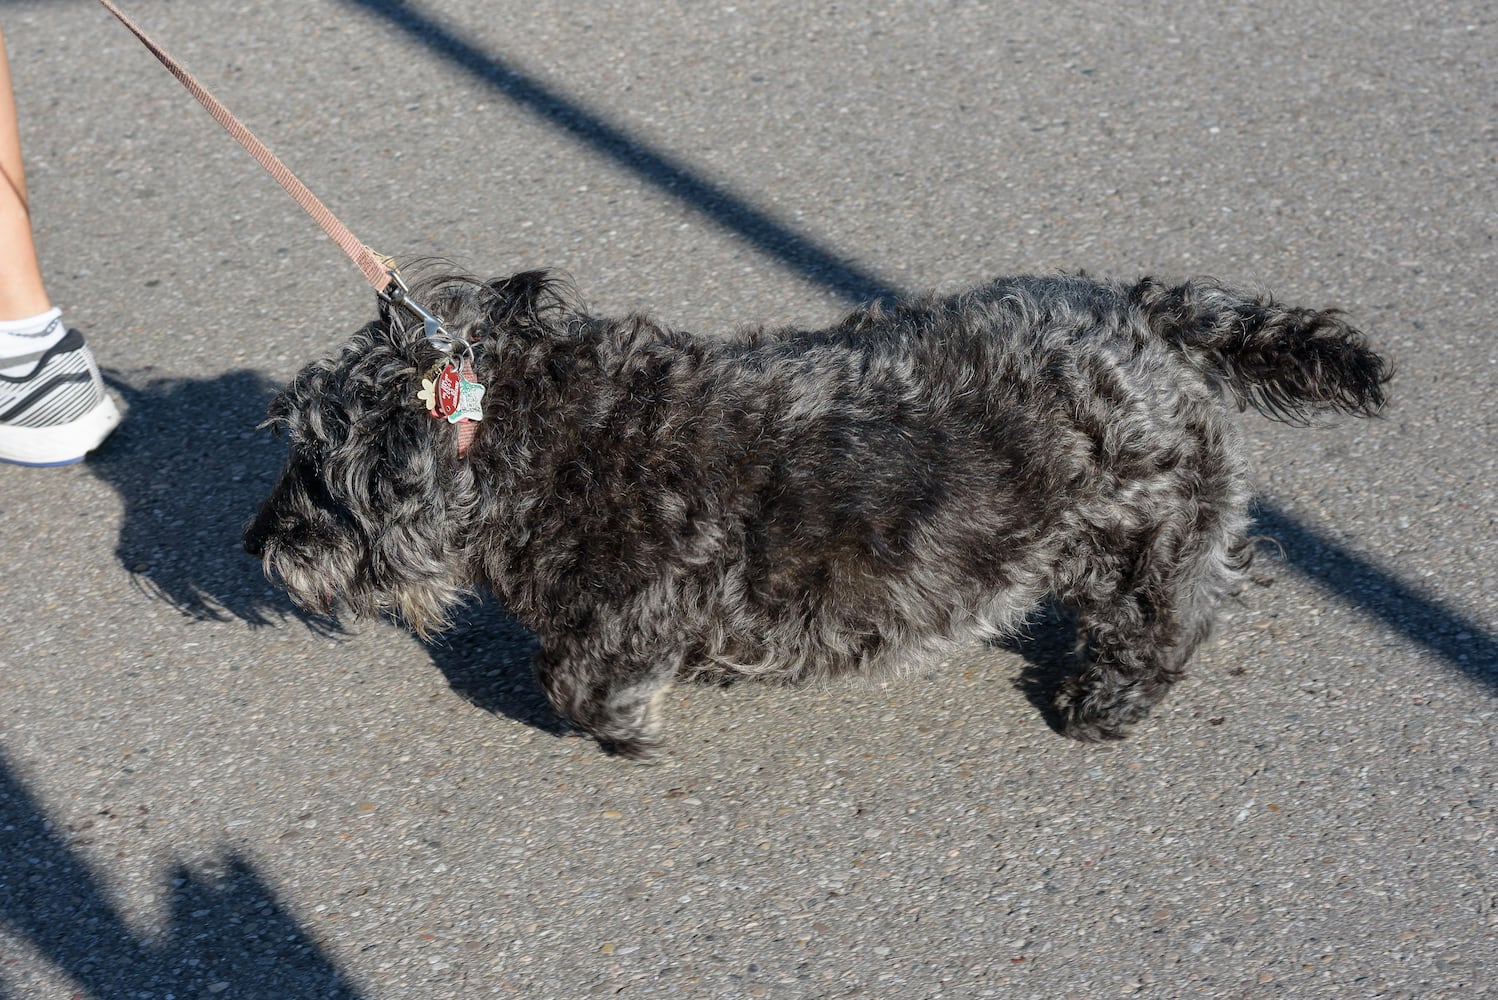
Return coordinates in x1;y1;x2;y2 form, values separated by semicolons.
0;328;121;466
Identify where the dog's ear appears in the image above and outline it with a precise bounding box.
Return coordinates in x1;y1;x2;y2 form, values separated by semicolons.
262;358;351;447
484;269;570;335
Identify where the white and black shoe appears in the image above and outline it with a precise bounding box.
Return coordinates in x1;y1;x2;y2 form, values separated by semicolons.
0;328;121;466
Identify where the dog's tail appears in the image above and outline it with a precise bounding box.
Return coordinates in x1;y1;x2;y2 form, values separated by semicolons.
1132;278;1390;422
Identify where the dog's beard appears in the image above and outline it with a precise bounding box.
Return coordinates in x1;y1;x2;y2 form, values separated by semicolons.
257;537;462;636
256;536;354;619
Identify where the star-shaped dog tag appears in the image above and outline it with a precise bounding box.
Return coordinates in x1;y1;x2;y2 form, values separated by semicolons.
447;373;485;423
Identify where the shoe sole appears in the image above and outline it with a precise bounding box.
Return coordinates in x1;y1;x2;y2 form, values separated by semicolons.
0;394;122;466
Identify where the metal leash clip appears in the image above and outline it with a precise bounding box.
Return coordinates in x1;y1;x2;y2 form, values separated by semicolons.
380;267;460;352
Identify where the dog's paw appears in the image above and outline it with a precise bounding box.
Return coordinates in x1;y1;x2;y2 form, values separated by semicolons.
1055;676;1133;742
1059;714;1128;743
600;734;665;763
539;659;675;761
587;685;672;762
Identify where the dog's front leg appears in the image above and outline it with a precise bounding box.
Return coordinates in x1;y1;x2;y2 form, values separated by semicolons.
535;639;679;760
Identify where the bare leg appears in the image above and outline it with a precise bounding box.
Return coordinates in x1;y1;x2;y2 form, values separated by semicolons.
0;22;52;321
0;20;120;466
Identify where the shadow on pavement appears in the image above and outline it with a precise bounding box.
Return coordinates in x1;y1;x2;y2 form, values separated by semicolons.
1005;602;1081;734
0;750;361;999
85;368;336;633
421;599;567;737
1253;499;1497;684
338;0;899;307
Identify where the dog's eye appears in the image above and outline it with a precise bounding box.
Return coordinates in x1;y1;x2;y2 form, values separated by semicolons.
290;450;324;479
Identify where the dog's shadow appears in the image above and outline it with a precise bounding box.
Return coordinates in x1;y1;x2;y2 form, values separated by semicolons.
1001;601;1081;735
87;368;325;630
421;600;569;736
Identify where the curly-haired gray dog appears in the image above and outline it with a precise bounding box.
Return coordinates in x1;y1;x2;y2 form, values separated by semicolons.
245;271;1388;757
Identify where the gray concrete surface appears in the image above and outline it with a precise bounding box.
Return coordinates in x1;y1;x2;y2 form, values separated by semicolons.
1;0;1494;996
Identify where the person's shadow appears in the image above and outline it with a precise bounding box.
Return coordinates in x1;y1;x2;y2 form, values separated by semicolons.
0;746;362;999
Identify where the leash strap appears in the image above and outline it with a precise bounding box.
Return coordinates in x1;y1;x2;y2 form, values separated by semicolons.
96;0;392;293
96;0;482;458
96;0;483;456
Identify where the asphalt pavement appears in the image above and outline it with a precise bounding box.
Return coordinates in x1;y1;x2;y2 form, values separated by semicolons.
2;1;1494;997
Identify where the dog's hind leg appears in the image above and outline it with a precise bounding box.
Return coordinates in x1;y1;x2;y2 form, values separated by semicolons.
1055;518;1249;741
535;641;680;760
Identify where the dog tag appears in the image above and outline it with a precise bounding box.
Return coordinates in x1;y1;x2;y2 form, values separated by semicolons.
447;371;485;424
418;358;485;431
418;361;466;418
433;362;464;417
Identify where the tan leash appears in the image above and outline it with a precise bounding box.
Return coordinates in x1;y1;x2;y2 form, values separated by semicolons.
95;0;482;455
96;0;390;292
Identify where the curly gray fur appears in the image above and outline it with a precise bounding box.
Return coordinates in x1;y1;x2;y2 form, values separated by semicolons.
245;270;1389;757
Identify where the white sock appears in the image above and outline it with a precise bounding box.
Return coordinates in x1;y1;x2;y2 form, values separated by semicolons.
0;308;66;376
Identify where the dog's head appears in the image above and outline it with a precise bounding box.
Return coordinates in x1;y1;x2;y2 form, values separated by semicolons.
243;270;571;632
241;309;466;632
